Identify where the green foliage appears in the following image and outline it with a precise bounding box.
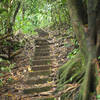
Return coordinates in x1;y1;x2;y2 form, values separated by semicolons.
96;95;100;99
0;0;20;34
50;0;70;28
98;56;100;60
7;77;14;83
0;58;15;86
0;63;15;73
56;52;85;99
14;0;52;34
0;58;15;73
0;8;8;14
0;79;3;87
67;48;79;59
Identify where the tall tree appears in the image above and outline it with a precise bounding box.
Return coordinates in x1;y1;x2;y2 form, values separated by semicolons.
67;0;100;99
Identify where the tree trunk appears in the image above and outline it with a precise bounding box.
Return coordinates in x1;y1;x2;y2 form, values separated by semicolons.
67;0;98;100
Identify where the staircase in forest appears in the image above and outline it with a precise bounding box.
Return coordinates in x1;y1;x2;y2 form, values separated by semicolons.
22;32;57;100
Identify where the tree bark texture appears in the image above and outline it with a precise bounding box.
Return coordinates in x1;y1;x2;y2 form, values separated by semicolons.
67;0;99;100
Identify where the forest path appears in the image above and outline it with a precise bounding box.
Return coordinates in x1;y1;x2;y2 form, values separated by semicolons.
0;30;59;100
21;32;58;100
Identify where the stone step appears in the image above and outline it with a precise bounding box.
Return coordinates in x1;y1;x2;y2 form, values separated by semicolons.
34;56;55;60
23;86;52;94
35;45;50;48
32;59;52;62
35;47;50;51
32;59;55;62
32;65;52;71
35;42;51;46
35;39;49;43
36;46;50;50
24;77;51;85
35;49;50;53
35;44;50;47
35;51;53;54
32;60;52;65
30;81;55;88
36;37;52;40
0;95;55;100
35;43;50;47
30;96;55;100
35;41;54;45
34;52;50;56
29;70;51;77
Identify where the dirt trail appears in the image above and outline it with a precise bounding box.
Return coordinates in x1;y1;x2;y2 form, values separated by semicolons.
0;31;58;100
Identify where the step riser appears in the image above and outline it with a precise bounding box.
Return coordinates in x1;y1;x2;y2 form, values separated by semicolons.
35;40;48;42
35;51;50;53
33;56;55;60
32;60;52;65
35;50;50;53
29;71;51;77
25;78;51;85
31;97;55;100
23;86;52;94
36;46;50;49
36;45;50;47
32;66;51;71
37;97;55;100
35;50;52;53
35;43;50;46
34;53;50;57
35;51;51;54
35;42;54;45
35;48;50;50
32;57;51;60
32;62;51;65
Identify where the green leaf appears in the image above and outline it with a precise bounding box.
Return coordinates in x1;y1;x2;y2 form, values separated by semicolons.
1;67;5;71
0;58;3;62
96;95;100;99
98;56;100;60
0;79;3;86
0;73;4;76
61;0;66;4
0;8;8;14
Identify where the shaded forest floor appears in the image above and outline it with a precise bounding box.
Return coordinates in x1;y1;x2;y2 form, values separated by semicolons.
0;28;75;100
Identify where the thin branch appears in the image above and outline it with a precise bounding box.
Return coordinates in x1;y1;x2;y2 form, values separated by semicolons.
12;1;21;24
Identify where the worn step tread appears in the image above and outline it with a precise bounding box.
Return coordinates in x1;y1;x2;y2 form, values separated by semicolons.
29;81;56;88
32;65;53;67
35;49;50;52
35;48;50;50
35;51;53;54
32;94;55;100
32;59;55;62
23;86;52;94
34;53;50;56
36;47;50;49
32;66;52;71
32;60;52;65
25;77;51;85
29;70;51;77
35;43;54;46
34;56;56;60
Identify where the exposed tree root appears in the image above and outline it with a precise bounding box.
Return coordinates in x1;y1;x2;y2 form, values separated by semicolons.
56;52;86;99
